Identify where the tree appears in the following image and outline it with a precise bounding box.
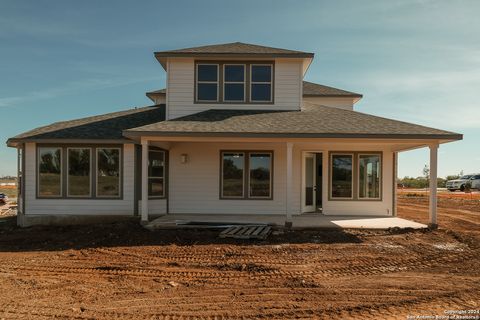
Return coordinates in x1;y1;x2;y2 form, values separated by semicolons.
423;165;430;192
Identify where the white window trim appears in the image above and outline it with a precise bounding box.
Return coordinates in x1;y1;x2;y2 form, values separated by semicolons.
247;152;273;199
96;147;122;198
220;151;245;199
148;149;165;198
196;63;219;102
66;147;92;198
329;153;354;200
223;64;246;102
37;147;63;198
357;153;382;200
250;64;273;103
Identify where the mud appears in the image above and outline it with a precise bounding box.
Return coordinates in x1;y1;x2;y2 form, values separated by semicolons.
0;197;478;319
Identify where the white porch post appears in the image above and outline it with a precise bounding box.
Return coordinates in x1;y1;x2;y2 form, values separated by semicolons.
141;139;149;223
285;142;293;226
429;144;439;227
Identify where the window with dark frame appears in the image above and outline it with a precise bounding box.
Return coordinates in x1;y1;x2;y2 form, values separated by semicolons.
250;64;272;102
67;148;91;197
221;152;245;198
38;147;62;197
221;151;273;199
195;62;273;104
96;148;121;197
330;154;353;199
196;64;219;101
224;64;245;102
358;154;381;199
148;149;165;197
329;152;383;201
248;153;272;198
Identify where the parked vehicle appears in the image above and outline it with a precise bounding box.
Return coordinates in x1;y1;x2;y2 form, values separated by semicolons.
446;174;480;191
0;193;7;205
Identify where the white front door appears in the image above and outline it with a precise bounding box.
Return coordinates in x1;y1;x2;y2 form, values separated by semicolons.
302;152;316;213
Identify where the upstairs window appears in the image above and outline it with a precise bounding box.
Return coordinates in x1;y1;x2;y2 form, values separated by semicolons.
224;64;245;102
196;64;219;101
250;64;272;102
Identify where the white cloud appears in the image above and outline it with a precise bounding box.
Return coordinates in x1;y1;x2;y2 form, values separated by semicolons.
0;76;159;108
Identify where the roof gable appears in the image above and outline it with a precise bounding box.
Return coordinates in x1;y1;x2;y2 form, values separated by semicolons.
155;42;314;57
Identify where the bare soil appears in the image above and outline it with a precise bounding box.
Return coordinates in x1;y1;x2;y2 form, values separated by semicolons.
0;198;479;319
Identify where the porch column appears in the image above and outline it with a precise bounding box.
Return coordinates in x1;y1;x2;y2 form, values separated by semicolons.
285;142;293;226
429;144;438;227
141;139;149;224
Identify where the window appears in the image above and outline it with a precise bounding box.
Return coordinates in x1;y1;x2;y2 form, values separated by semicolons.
330;154;353;199
96;148;121;197
221;152;245;198
38;147;62;197
148;149;165;197
249;153;272;198
196;64;219;101
195;62;274;104
224;64;245;102
358;154;381;199
250;64;272;102
67;148;91;197
329;152;383;201
221;151;273;199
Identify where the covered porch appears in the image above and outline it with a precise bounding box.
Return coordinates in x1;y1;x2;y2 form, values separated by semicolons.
145;213;428;230
135;136;444;228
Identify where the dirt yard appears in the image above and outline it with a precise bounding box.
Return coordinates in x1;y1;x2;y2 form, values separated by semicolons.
0;197;479;319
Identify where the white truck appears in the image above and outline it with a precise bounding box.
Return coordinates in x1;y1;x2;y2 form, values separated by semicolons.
446;174;480;191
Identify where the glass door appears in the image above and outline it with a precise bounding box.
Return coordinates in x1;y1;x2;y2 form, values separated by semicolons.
302;152;316;213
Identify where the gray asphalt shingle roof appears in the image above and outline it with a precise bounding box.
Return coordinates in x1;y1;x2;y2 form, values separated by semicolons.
124;103;461;140
146;81;362;100
7;105;165;145
154;42;314;57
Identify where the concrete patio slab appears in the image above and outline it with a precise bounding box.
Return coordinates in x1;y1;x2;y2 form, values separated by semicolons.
145;214;427;230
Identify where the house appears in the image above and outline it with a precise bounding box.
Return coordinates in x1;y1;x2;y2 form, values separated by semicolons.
6;42;462;227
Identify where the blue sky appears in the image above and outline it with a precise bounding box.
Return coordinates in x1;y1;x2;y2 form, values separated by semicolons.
0;0;479;178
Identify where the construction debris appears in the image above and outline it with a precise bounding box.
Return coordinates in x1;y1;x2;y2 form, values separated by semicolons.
219;225;272;240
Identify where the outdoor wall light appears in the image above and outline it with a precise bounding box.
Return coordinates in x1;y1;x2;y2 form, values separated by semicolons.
180;154;188;164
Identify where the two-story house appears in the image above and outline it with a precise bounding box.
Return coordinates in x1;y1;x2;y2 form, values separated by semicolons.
7;42;462;227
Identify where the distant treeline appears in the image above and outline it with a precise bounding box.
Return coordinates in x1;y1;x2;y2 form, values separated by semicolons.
0;176;17;181
398;175;460;189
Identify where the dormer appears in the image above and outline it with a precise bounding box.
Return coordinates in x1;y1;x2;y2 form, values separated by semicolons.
149;42;362;119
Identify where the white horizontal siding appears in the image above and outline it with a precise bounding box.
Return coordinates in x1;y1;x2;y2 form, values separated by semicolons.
169;142;287;215
166;58;302;120
24;143;135;216
167;141;393;216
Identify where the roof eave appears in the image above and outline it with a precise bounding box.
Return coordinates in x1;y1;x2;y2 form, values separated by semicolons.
6;138;136;147
155;52;314;70
303;94;364;98
145;91;165;102
123;131;463;141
